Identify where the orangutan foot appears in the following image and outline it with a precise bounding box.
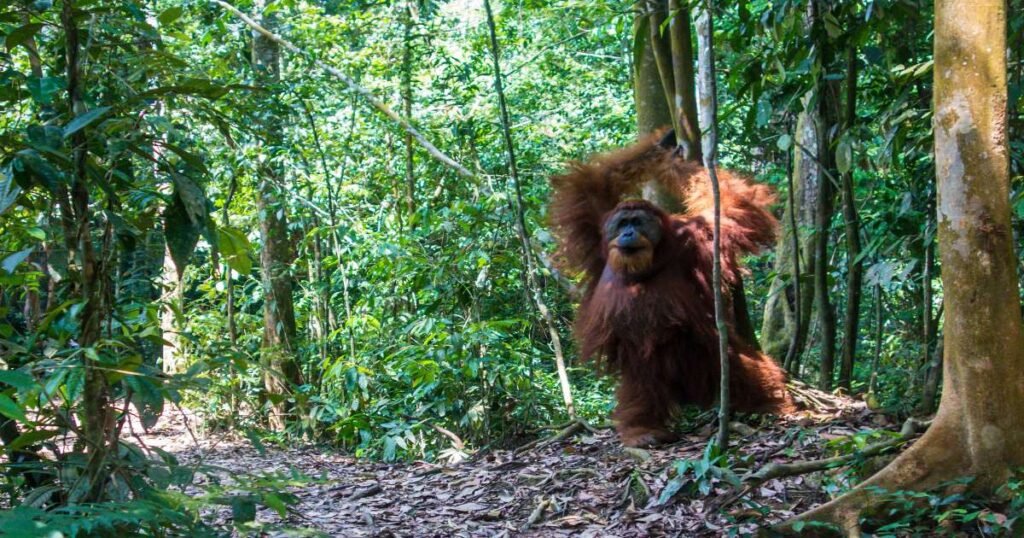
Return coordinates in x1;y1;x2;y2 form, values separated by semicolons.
618;426;679;448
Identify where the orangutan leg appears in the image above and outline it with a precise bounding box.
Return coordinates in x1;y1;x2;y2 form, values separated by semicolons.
613;368;679;448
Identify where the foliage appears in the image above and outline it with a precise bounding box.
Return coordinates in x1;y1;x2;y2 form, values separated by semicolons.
658;441;741;503
0;0;1022;532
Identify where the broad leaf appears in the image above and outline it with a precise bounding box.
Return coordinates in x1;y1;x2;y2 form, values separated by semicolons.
0;167;21;216
163;193;200;278
63;106;111;138
217;226;253;274
157;6;184;26
2;248;33;274
4;23;43;50
836;135;853;174
0;394;28;423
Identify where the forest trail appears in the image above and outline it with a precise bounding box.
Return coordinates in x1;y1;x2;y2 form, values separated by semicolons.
140;392;891;537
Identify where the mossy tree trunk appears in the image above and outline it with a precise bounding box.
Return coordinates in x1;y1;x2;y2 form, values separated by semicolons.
253;5;302;431
786;1;1024;532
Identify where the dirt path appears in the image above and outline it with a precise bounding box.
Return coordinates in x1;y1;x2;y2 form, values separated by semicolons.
140;395;891;537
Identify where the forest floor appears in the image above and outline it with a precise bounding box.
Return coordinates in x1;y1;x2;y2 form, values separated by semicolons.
139;390;903;537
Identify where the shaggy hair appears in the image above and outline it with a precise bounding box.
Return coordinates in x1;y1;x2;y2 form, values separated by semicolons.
550;132;794;445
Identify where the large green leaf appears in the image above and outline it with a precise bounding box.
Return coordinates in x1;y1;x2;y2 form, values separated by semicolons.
26;76;63;106
13;150;63;192
2;248;33;274
0;167;21;216
0;394;28;423
4;23;42;50
163;193;200;278
836;135;853;175
169;172;218;261
217;226;253;275
63;106;111;138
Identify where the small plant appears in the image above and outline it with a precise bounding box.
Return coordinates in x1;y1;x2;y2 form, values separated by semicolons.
658;441;741;504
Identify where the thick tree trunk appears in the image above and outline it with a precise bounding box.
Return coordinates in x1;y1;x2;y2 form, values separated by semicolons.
786;1;1024;532
253;6;302;431
763;110;818;369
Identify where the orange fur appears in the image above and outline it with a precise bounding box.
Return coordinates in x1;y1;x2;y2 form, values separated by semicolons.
549;132;794;447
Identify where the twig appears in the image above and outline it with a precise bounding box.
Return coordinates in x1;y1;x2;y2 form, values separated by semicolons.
521;496;554;530
513;418;595;456
347;482;382;501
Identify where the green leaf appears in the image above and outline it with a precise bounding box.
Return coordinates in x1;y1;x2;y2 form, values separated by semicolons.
0;371;37;392
2;248;34;274
0;394;28;423
7;429;56;452
169;171;217;249
157;6;184;25
231;496;257;523
0;167;21;216
13;150;63;192
776;134;792;151
63;106;111;138
4;23;43;50
163;193;200;278
218;226;253;274
26;76;63;106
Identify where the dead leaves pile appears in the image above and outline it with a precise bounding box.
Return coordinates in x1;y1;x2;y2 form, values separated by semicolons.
146;390;896;537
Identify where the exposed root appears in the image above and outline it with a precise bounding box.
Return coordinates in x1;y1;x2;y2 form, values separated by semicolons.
774;417;970;536
710;418;930;514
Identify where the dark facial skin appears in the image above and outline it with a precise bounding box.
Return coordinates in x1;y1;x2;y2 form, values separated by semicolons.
605;209;662;252
605;208;662;276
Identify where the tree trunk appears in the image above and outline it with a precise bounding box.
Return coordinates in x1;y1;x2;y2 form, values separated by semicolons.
837;46;862;391
786;1;1024;531
693;0;729;449
61;0;113;502
402;2;416;220
253;5;302;431
763;109;818;370
484;0;574;417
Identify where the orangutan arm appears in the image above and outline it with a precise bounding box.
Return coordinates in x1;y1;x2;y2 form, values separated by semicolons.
549;133;671;279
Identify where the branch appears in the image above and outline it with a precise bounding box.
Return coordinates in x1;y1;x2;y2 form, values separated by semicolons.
211;0;475;180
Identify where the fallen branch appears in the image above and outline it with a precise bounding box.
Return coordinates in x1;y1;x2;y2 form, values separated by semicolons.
521;496;555;530
347;482;382;501
513;418;597;456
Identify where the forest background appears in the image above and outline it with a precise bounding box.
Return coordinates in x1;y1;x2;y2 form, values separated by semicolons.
0;0;1022;534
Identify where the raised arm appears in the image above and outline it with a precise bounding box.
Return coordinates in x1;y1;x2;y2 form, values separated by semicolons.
655;158;778;282
549;133;672;279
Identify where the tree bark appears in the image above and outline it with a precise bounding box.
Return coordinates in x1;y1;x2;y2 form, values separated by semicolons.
837;46;862;391
402;2;416;220
785;1;1024;531
694;0;728;449
61;0;113;502
253;4;302;431
764;109;818;371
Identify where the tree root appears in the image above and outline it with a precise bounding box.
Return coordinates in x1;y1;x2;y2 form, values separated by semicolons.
773;416;971;537
709;418;930;514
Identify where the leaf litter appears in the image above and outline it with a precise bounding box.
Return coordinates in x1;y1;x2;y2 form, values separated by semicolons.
138;387;901;537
